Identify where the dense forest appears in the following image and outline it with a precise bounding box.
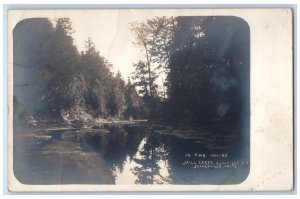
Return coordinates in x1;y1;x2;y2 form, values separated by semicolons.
14;16;249;129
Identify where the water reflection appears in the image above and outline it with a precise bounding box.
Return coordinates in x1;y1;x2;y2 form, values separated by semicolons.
130;137;172;184
14;123;249;185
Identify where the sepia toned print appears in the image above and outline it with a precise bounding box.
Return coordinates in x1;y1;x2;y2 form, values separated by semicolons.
8;9;293;191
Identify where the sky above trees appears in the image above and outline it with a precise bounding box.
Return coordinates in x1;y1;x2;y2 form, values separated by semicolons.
52;10;154;80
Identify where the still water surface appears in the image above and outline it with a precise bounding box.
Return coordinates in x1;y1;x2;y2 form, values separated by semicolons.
14;123;249;185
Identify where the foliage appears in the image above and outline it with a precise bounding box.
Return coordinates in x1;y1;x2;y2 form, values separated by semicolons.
130;17;176;97
165;16;250;126
130;16;249;127
14;16;249;128
13;18;144;124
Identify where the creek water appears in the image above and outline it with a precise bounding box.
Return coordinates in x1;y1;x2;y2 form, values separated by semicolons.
13;123;249;185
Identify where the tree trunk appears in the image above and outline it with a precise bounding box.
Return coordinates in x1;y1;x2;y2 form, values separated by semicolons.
144;43;153;97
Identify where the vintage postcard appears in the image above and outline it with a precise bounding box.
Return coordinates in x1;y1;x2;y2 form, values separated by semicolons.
7;8;293;191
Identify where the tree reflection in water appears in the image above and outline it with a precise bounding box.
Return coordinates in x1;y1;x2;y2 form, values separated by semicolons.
131;133;172;184
106;128;172;184
14;124;249;185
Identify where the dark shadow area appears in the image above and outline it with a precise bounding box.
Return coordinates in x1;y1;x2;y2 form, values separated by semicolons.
13;16;250;185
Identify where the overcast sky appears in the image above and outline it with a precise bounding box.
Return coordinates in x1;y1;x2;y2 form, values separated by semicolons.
58;10;156;80
10;9;183;91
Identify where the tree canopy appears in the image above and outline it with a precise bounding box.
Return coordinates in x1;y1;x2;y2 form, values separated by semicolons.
13;18;144;124
130;16;250;127
14;16;249;129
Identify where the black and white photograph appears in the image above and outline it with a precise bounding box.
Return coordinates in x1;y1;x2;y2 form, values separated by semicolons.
7;9;293;192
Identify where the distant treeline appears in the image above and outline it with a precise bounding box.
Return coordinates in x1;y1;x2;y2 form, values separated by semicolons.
14;16;249;127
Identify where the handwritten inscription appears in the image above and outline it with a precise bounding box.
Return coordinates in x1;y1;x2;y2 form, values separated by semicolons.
183;153;249;169
185;153;228;158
